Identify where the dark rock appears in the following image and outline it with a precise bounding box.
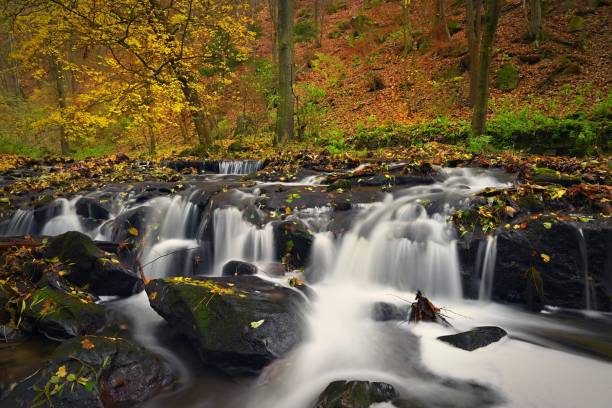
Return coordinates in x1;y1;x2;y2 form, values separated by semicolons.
371;302;409;322
332;200;351;211
273;220;314;269
45;231;143;297
98;205;156;242
146;275;306;376
21;285;106;340
4;335;173;407
222;260;258;276
313;380;399;408
75;196;111;220
518;54;542;65
458;220;612;312
437;326;507;351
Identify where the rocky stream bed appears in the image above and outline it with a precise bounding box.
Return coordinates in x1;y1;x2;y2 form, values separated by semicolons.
0;152;610;407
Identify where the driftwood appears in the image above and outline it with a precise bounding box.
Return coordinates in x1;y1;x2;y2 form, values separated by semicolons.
409;290;452;327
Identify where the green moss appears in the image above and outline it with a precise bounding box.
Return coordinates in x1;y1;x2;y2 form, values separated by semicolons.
495;63;520;91
567;15;584;32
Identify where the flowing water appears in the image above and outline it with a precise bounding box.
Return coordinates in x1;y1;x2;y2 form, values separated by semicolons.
2;166;610;408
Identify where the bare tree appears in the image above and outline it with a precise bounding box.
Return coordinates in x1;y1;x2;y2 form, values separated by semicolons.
523;0;542;47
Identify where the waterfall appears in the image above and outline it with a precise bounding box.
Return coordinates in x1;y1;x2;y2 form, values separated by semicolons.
248;167;512;408
576;227;594;311
218;160;262;175
40;197;85;236
212;207;275;273
0;209;35;236
478;235;498;301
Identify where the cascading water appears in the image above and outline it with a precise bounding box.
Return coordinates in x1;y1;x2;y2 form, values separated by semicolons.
247;168;513;408
212;207;275;273
218;160;262;175
0;208;34;236
40;197;85;235
478;235;498;301
576;227;594;311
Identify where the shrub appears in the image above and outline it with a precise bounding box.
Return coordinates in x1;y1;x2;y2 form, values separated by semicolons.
295;19;319;44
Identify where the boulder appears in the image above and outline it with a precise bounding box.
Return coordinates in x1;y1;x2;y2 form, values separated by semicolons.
437;326;507;351
4;335;173;407
146;275;306;376
45;231;143;297
371;302;409;322
458;220;612;311
495;63;520;91
273;220;314;270
21;285;106;340
98;205;155;243
75;196;111;220
222;260;258;276
313;380;399;408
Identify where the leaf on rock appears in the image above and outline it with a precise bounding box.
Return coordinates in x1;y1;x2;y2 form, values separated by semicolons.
250;319;265;329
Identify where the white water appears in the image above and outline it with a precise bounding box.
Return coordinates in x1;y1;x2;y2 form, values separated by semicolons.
3;167;610;408
218;160;262;175
40;197;85;235
212;207;275;274
576;227;593;311
247;168;516;407
478;235;498;301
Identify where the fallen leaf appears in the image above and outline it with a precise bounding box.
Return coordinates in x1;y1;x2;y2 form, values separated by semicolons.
540;253;551;263
250;319;265;329
81;338;95;350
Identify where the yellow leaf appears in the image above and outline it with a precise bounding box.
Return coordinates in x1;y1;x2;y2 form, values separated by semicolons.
149;292;157;300
540;253;551;263
128;227;139;236
56;365;67;378
250;319;265;329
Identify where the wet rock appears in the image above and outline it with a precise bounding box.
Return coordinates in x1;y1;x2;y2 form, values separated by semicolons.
75;196;111;220
371;302;410;322
21;285;106;340
273;220;314;270
437;326;507;351
313;380;399;408
98;205;156;242
146;275;306;376
3;335;173;407
45;231;143;297
459;220;612;312
222;260;258;276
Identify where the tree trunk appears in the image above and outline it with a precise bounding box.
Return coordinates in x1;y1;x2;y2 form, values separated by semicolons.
275;0;295;144
178;110;190;144
471;0;501;136
175;71;212;148
268;0;279;65
52;58;69;155
433;0;451;41
525;0;542;47
401;2;412;56
466;0;482;107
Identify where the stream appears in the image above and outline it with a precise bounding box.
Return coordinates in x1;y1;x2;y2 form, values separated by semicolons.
1;162;611;408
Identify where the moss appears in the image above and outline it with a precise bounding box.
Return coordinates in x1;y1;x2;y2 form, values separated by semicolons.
567;15;584;32
327;179;352;191
495;63;520;91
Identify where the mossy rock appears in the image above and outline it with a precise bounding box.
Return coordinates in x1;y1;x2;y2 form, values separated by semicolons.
495;63;520;91
146;275;306;376
567;15;585;32
314;380;399;408
3;335;173;407
44;231;143;297
327;179;352;191
21;285;106;340
531;167;581;186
